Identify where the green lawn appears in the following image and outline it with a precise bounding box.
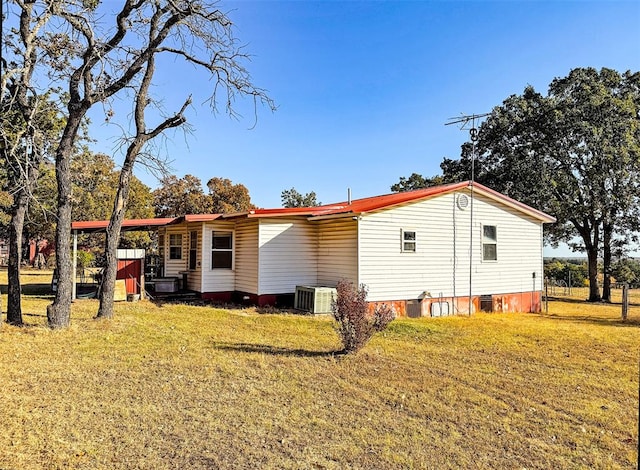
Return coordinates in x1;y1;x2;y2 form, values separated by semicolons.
1;269;639;469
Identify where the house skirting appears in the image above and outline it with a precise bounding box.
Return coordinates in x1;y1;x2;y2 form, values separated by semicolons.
199;290;542;315
200;291;295;308
369;290;543;318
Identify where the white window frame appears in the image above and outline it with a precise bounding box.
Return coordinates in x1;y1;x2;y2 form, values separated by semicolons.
158;233;165;260
401;229;417;253
169;233;183;260
482;224;498;261
211;231;233;269
189;231;198;270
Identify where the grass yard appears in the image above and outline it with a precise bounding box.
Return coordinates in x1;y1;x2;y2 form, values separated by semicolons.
1;270;639;469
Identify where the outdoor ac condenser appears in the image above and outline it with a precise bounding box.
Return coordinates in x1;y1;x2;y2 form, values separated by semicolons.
294;286;337;314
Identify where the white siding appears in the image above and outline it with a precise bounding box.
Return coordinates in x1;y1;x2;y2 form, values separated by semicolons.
359;190;545;302
201;221;236;292
258;218;317;294
185;223;203;292
234;219;259;294
163;225;188;277
470;192;544;295
316;218;358;286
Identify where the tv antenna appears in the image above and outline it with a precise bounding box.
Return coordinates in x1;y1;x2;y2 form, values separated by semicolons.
445;112;490;316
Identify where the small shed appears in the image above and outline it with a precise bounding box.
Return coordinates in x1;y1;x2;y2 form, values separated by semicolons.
117;249;145;297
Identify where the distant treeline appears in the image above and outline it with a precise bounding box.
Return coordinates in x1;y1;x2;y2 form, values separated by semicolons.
544;258;640;288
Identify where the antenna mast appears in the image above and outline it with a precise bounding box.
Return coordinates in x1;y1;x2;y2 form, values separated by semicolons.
445;112;489;316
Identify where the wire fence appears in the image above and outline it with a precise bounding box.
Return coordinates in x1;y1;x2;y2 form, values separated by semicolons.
545;282;640;321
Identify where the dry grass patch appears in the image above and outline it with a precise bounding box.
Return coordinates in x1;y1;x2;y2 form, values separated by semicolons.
1;271;639;469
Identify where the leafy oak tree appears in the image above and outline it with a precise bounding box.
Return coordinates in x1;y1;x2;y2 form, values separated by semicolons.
393;68;640;302
153;174;213;217
280;187;320;208
207;177;254;213
471;68;640;302
26;152;154;255
153;175;254;219
390;174;444;192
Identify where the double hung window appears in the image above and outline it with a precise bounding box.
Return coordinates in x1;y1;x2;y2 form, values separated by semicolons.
482;225;497;261
401;229;416;253
212;232;233;269
169;234;183;260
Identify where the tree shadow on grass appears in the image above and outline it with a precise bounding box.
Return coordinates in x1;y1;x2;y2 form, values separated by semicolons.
212;341;341;358
539;311;640;328
4;312;47;329
547;296;640;307
18;283;54;299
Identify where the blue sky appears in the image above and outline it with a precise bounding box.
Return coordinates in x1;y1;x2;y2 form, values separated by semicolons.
87;1;640;256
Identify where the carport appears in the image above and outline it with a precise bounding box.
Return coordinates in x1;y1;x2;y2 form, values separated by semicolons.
70;218;174;300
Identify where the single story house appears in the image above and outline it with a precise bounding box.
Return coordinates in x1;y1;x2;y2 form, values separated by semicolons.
72;181;556;316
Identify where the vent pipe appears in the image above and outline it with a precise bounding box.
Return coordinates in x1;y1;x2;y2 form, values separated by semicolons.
348;188;351;205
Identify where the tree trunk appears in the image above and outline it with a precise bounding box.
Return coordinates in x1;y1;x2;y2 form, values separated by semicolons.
585;244;601;302
47;114;83;329
574;217;601;302
96;164;133;319
602;221;612;302
6;191;28;325
95;53;187;319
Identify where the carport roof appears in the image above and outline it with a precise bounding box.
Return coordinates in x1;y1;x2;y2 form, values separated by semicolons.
71;218;175;233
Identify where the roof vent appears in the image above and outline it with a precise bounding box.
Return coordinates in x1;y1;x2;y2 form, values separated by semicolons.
457;194;469;210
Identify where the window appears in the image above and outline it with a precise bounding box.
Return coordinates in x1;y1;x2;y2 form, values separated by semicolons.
189;231;198;270
482;225;497;261
169;234;183;260
401;229;416;253
212;231;233;269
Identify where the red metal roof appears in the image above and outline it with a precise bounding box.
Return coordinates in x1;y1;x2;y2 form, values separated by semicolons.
168;214;223;224
467;182;556;223
234;181;554;223
72;218;175;233
310;181;471;217
71;181;555;231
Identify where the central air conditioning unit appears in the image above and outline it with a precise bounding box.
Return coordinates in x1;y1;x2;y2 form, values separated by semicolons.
294;286;337;314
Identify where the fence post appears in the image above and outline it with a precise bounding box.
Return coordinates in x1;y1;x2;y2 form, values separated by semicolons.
622;283;629;321
544;278;549;314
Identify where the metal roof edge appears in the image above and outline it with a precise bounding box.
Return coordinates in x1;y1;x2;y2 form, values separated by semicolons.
470;182;557;223
71;217;176;233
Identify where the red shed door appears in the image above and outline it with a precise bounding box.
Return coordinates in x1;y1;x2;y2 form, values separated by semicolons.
117;259;141;294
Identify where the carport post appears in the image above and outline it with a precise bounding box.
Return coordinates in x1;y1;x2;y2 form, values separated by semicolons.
72;230;77;300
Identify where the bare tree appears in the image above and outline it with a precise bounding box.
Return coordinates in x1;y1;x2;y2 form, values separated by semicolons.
1;1;57;325
1;0;274;328
96;56;189;318
86;3;274;319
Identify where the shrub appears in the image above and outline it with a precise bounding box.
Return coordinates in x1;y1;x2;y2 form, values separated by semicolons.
46;253;56;269
331;279;395;354
76;250;95;269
